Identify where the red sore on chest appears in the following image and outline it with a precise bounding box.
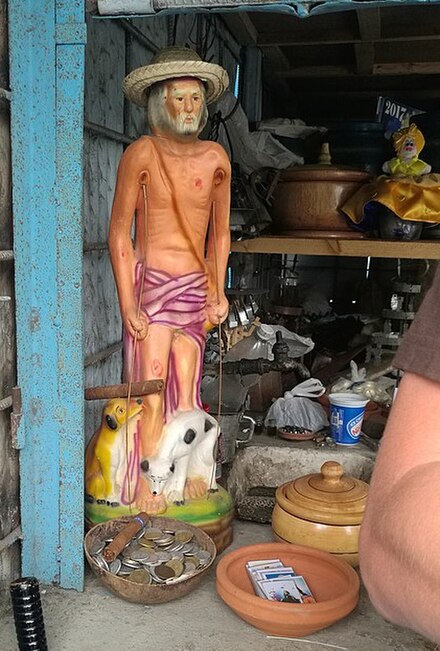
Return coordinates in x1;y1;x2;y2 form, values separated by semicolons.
194;177;203;189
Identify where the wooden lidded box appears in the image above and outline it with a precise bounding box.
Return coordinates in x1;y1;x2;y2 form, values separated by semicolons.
272;460;369;567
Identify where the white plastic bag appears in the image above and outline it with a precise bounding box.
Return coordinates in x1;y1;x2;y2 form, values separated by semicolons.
264;395;328;432
331;361;393;405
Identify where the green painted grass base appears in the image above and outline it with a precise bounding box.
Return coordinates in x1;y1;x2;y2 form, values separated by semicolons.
86;486;234;528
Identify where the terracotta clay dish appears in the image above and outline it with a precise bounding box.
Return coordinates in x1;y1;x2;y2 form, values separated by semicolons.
216;542;360;637
277;426;315;441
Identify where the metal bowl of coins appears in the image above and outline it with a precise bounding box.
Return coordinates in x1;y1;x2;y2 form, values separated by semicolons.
84;516;217;604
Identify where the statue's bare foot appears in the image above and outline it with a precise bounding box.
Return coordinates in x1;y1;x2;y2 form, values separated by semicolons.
184;478;208;499
136;478;167;514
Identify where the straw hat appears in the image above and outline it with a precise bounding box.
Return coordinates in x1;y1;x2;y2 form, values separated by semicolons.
123;46;229;106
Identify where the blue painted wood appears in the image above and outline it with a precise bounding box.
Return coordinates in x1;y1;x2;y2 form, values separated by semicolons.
55;0;86;591
9;0;86;590
9;0;60;587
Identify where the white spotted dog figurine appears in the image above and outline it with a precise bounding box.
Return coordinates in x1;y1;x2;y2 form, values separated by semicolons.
140;408;219;505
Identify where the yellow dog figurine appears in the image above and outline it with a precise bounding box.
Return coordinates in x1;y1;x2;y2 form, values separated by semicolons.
85;398;143;506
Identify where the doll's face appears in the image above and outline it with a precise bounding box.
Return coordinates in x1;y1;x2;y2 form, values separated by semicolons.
400;136;418;160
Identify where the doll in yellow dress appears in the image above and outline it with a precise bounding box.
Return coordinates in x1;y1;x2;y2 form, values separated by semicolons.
343;124;440;236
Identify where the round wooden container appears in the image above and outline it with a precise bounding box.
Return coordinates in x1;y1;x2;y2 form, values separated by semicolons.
270;165;372;236
272;461;369;567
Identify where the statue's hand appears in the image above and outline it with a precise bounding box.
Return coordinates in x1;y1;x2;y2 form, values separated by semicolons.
206;295;229;326
124;310;149;340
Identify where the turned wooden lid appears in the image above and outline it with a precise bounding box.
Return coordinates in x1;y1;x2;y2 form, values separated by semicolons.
278;461;369;525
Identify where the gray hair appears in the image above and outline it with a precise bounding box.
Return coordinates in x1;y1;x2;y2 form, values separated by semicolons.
146;78;208;135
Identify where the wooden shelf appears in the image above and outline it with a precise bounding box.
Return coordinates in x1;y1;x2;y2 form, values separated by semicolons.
231;236;440;259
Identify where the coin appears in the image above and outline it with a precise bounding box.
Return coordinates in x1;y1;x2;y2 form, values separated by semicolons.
109;558;122;574
92;553;109;572
185;556;200;569
175;530;193;544
154;535;175;547
138;539;156;549
127;569;152;585
122;544;141;558
89;541;105;555
118;564;134;576
130;548;153;562
166;559;184;577
166;572;192;584
121;558;142;569
154;564;176;581
155;551;172;562
170;550;185;561
133;527;147;541
197;550;211;565
181;543;197;555
142;528;163;540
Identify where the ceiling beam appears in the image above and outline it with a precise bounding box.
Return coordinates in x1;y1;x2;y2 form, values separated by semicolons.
277;62;440;78
262;45;290;72
357;8;381;41
354;6;380;74
277;66;354;78
257;31;440;48
285;88;440;99
355;42;375;76
374;62;440;75
221;13;258;46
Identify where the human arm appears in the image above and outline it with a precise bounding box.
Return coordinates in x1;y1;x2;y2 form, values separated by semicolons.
360;373;440;643
360;268;440;642
206;148;231;325
108;141;149;340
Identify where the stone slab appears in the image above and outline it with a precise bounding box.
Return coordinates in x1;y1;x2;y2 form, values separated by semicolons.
227;435;376;506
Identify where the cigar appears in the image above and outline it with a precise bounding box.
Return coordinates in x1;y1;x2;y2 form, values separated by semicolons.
85;379;164;401
102;513;150;562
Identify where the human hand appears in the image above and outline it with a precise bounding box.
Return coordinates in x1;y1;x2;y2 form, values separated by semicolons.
206;295;229;326
123;309;149;340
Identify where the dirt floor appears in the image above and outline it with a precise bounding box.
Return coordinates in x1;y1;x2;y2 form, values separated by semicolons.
0;520;434;651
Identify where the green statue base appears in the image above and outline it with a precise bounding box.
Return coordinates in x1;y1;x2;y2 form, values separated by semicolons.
85;486;234;554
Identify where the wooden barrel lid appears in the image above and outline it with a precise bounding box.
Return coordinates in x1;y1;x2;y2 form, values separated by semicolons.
281;461;369;525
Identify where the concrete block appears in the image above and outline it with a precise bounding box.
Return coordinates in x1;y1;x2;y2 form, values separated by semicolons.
227;434;376;508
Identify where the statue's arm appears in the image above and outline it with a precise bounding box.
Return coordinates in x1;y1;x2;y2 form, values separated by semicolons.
206;146;231;325
108;141;149;340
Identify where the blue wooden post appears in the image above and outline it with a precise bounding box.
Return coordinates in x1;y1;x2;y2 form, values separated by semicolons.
9;1;86;590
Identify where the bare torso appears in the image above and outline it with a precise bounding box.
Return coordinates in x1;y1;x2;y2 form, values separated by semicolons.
133;135;226;276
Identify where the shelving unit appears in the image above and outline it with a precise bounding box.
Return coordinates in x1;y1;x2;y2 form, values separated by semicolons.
231;237;440;260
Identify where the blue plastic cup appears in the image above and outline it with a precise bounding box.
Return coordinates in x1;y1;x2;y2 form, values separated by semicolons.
329;393;369;446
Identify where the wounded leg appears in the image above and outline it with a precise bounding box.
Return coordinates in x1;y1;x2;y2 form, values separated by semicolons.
133;324;173;511
172;332;200;412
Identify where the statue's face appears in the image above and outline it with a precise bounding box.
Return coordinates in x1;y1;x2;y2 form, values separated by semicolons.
400;136;417;160
162;78;206;136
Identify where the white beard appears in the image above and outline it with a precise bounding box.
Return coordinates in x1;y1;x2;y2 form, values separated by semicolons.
166;112;203;136
148;100;207;138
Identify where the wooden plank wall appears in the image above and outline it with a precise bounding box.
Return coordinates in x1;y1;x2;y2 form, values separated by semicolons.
83;12;240;442
0;0;20;592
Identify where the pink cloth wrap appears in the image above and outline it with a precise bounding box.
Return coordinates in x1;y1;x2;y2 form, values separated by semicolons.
120;265;207;505
123;264;207;417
